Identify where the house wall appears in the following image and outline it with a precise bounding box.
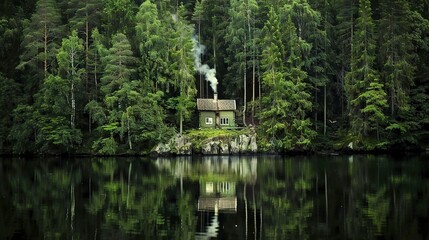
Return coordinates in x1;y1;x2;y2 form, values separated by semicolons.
199;111;216;128
199;111;236;129
219;111;235;128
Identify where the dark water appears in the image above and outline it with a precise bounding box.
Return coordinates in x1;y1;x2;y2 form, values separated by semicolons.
0;154;428;240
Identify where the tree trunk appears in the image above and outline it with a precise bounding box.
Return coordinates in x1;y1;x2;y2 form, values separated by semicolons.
244;184;248;240
127;109;132;150
315;89;318;131
179;110;183;135
71;82;75;128
44;20;48;80
86;4;91;133
325;169;329;225
243;23;247;126
199;21;203;98
250;14;256;125
324;84;327;135
71;52;76;129
127;162;132;207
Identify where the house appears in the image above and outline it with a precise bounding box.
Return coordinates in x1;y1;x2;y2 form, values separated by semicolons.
197;94;236;129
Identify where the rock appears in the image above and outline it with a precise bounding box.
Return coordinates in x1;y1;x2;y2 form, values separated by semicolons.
178;142;193;155
202;140;220;155
239;134;250;153
229;137;240;154
249;134;258;153
219;140;230;154
153;135;192;155
153;143;171;155
153;131;258;155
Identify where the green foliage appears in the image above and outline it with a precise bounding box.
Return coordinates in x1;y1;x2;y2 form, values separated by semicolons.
345;0;388;148
101;0;136;37
169;4;197;134
16;0;63;92
3;0;429;153
0;74;20;151
92;136;117;155
258;11;316;152
135;0;168;91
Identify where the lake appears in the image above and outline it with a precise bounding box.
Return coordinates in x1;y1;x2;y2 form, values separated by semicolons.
0;154;428;239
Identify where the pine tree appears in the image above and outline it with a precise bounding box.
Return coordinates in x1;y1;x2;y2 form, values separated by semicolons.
0;74;20;152
283;15;316;150
192;0;205;98
345;0;388;147
98;33;138;152
282;0;327;132
259;11;315;151
101;0;136;38
333;0;358;116
202;0;229;97
259;7;287;149
225;0;258;125
135;0;168;92
169;4;196;135
378;0;415;117
16;0;63;96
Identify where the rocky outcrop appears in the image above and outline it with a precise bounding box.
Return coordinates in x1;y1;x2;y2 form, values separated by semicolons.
153;135;192;155
152;131;258;155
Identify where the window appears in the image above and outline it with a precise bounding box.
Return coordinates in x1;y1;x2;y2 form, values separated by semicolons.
220;118;229;125
205;117;213;124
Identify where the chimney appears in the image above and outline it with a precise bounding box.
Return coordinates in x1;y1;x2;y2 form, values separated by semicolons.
213;93;218;102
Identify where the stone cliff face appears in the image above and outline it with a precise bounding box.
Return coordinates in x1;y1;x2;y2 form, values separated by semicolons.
153;132;258;155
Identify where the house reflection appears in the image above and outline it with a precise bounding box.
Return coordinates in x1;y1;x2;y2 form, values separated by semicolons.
155;156;259;239
198;181;237;213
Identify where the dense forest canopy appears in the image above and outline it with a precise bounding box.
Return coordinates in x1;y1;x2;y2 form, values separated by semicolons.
0;0;428;154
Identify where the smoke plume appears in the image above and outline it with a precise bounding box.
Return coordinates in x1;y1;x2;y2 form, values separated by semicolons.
193;37;218;93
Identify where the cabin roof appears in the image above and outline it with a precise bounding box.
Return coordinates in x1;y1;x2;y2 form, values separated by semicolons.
197;99;236;111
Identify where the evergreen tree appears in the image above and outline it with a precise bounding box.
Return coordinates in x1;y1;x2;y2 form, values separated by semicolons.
225;0;258;125
0;74;20;152
259;12;315;151
259;7;288;149
345;0;388;147
169;4;196;135
16;0;63;96
378;0;415;117
282;0;328;132
192;0;205;98
201;0;229;97
101;0;136;38
90;33;138;153
135;0;168;92
333;0;358;117
283;15;316;150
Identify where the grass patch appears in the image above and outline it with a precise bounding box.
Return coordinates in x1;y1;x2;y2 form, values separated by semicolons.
186;128;248;138
185;128;251;152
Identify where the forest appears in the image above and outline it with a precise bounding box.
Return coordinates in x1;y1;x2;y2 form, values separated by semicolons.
0;0;428;154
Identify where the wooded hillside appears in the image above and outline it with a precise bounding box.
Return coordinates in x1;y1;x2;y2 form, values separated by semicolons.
0;0;428;154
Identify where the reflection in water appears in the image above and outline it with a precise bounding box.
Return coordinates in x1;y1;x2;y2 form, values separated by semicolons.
0;154;428;239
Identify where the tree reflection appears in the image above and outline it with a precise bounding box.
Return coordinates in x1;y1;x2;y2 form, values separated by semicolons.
258;157;314;240
0;155;428;239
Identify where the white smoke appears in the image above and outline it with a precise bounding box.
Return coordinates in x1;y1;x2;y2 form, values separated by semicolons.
171;14;178;22
193;37;218;93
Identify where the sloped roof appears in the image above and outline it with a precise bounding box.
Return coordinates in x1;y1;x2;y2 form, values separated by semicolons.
197;99;236;111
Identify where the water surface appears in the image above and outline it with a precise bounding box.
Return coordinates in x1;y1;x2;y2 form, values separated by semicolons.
0;154;428;239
